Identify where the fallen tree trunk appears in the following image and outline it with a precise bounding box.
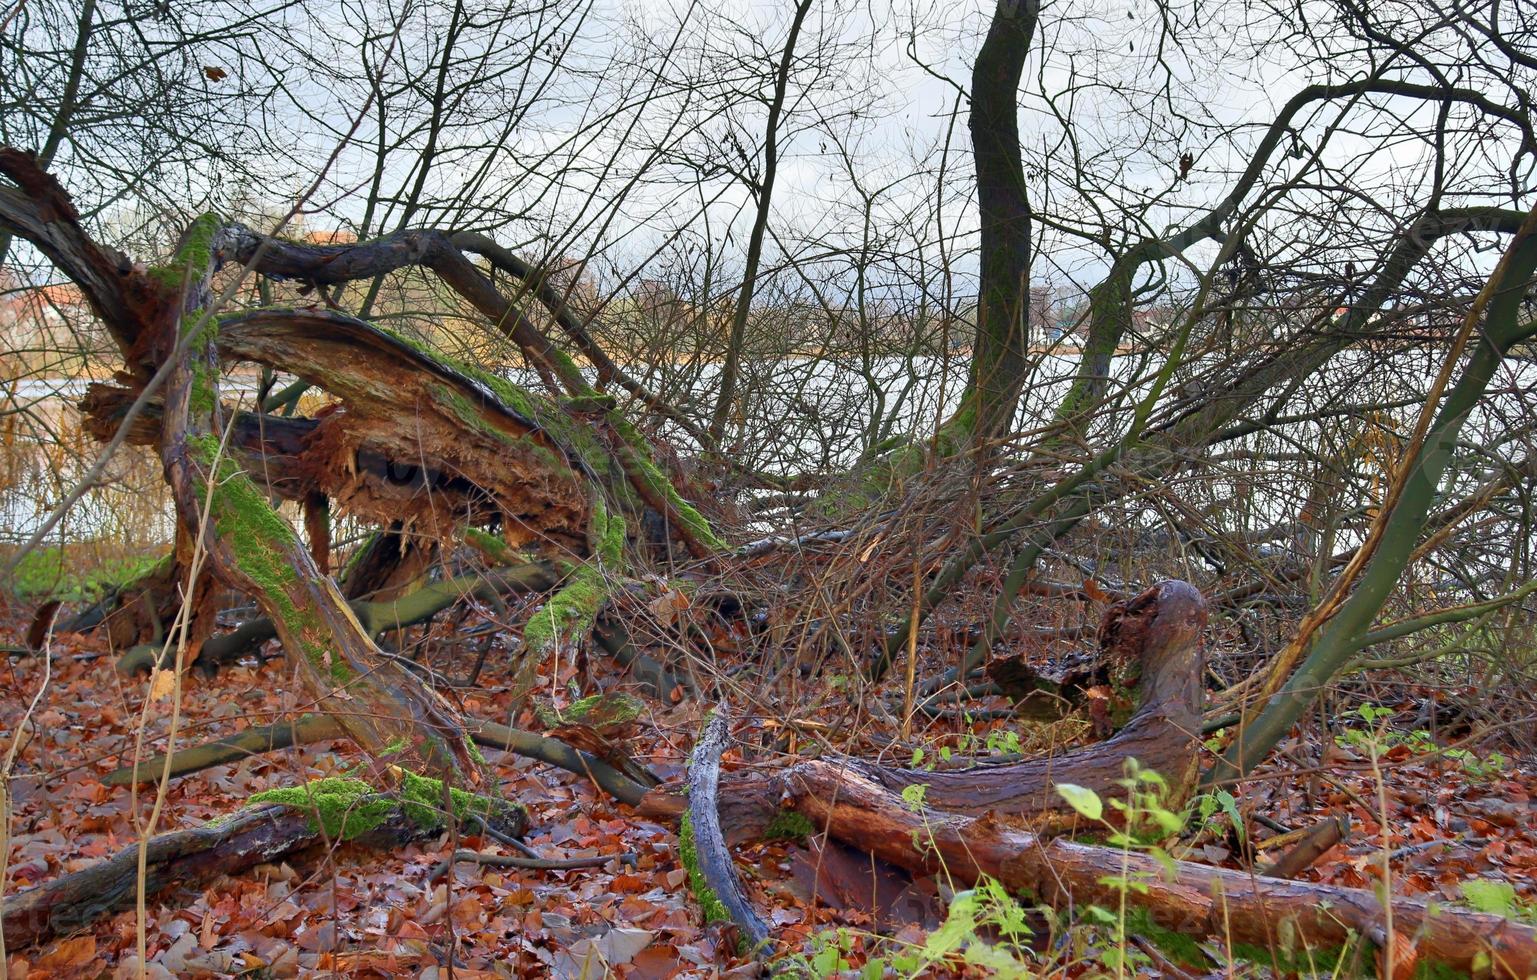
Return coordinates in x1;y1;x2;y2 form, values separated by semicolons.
627;581;1537;976
779;760;1537;977
155;221;482;781
2;777;525;950
682;705;770;950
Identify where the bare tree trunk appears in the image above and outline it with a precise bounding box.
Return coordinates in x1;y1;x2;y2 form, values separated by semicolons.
956;0;1038;444
707;0;815;447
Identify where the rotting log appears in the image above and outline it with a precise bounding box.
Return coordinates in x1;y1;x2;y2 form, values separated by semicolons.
219;223;726;560
2;149;726;701
78;382;533;542
868;579;1207;830
629;581;1534;977
2;776;525;950
778;762;1537;978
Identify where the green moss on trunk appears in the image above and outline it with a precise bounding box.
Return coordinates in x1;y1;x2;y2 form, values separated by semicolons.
147;212;223;291
523;498;626;652
761;810;814;842
608;414;725;550
678;810;732;926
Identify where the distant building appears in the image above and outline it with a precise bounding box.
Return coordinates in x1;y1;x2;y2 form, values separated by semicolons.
0;269;92;355
302;228;358;246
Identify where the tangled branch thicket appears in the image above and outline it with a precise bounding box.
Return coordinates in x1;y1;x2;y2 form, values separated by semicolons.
4;0;1537;973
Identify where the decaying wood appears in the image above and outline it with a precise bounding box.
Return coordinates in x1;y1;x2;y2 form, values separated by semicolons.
215;307;592;549
1260;815;1351;880
340;523;436;601
0;799;463;949
779;762;1537;977
157;228;479;781
628;581;1537;976
685;705;771;950
78;384;523;540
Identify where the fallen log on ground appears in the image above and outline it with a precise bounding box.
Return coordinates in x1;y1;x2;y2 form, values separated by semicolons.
103;713;345;786
2;776;525;949
681;704;770;951
777;759;1537;977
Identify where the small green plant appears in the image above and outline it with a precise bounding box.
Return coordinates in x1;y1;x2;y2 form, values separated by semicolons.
1190;788;1245;847
1335;703;1509;780
1462;879;1537;923
912;876;1038;973
985;727;1023;756
1055;759;1192;976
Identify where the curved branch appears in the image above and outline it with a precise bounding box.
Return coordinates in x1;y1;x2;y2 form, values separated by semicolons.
685;705;770;949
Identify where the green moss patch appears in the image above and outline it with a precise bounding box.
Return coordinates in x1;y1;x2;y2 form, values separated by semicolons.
608;414;724;550
147;212;223;291
3;547;166;602
761;810;815;842
523;498;626;652
251;771;517;841
534;692;645;730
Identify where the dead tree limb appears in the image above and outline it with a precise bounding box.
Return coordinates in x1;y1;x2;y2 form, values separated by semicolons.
104;714;652;809
622;581;1537;975
684;705;771;950
104;714;345;786
2;777;524;950
1260;815;1351;880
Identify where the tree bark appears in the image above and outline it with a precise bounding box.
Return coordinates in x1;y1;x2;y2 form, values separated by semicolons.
157;222;480;782
959;0;1038;443
684;705;770;949
2;796;488;950
779;760;1537;978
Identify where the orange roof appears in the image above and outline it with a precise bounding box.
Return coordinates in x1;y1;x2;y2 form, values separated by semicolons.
304;229;358;245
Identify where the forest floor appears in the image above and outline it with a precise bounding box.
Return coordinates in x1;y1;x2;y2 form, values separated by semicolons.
2;593;1535;978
